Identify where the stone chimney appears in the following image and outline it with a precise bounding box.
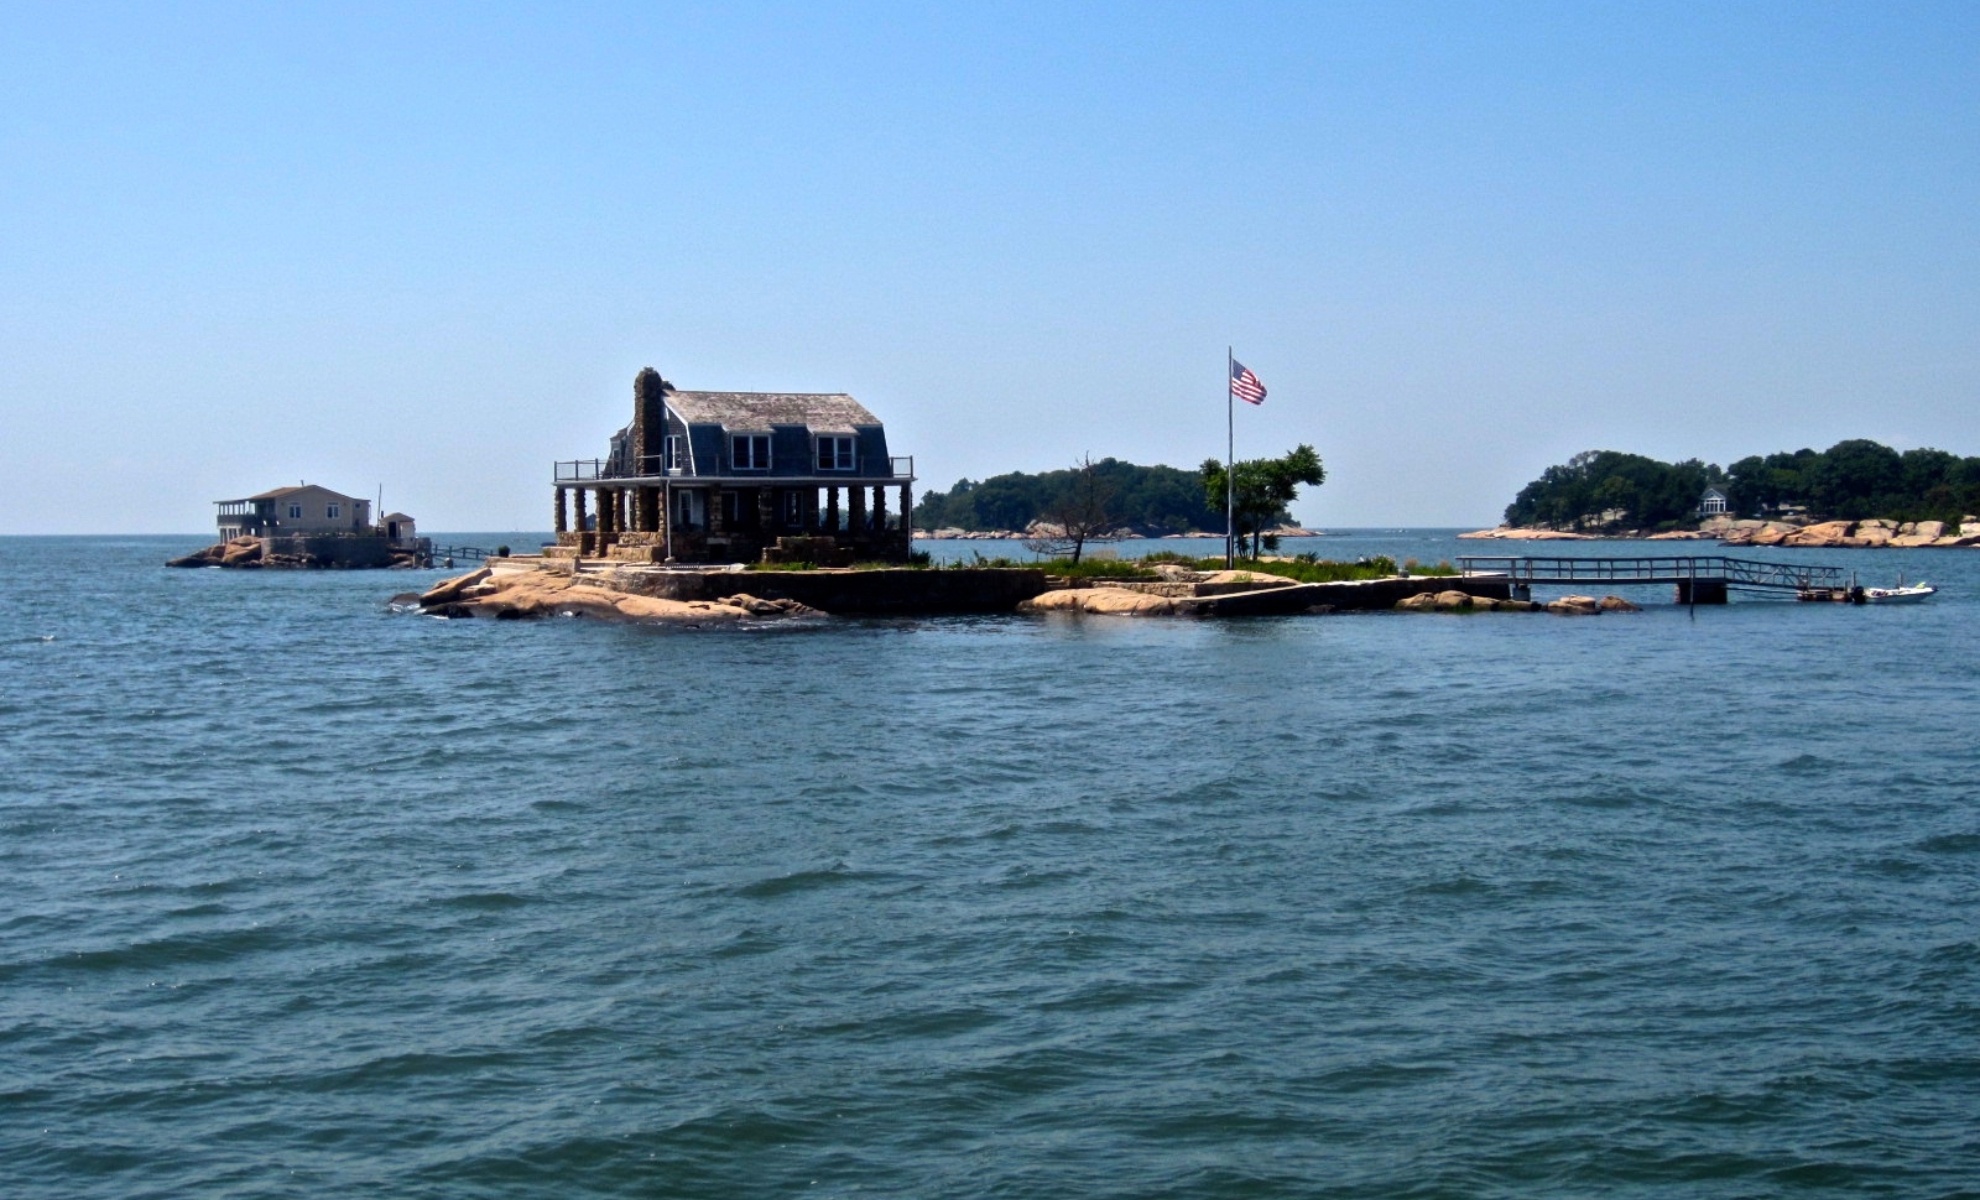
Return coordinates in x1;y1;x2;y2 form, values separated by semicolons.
631;368;673;472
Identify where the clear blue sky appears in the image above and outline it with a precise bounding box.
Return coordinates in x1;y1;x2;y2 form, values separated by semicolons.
4;1;1976;532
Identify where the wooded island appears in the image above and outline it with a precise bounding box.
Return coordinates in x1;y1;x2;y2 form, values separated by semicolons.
1504;440;1980;532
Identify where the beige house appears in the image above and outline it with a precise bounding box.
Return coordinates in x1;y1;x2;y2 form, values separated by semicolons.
215;484;372;539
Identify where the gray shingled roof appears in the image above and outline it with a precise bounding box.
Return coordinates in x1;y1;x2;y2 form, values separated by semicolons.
665;391;880;431
246;484;359;501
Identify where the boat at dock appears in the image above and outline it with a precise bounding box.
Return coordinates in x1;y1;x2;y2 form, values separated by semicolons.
1861;582;1936;603
1797;579;1940;603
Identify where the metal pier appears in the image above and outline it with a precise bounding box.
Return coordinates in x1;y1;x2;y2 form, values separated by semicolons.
1456;555;1851;603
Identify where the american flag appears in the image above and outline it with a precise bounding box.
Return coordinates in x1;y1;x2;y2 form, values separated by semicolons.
1230;359;1267;405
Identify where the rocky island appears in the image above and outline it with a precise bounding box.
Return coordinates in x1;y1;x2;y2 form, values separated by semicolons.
1480;441;1980;547
1465;515;1980;548
168;484;431;568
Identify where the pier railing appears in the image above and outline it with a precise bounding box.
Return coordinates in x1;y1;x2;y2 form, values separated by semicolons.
1458;555;1850;592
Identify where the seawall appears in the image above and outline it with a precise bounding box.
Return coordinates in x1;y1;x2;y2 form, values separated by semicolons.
582;564;1053;615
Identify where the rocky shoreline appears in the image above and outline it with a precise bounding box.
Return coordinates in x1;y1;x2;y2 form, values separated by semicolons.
168;536;430;569
405;560;1507;624
410;567;822;623
1394;589;1641;616
1462;515;1980;548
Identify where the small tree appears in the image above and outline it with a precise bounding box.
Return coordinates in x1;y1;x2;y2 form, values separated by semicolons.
1200;444;1325;560
1023;454;1117;564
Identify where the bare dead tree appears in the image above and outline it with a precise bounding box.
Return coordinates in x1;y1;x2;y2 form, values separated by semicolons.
1024;454;1117;564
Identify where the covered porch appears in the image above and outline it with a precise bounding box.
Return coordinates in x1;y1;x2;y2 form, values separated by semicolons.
547;476;916;564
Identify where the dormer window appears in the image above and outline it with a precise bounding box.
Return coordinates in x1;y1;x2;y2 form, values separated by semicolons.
816;435;855;471
731;434;771;471
663;435;683;471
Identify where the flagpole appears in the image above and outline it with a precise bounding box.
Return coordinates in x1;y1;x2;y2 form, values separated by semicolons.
1226;346;1235;569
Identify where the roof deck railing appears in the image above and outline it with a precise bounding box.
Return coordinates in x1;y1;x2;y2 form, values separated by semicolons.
554;454;915;482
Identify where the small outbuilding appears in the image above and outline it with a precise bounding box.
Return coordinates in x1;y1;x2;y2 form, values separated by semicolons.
382;512;418;544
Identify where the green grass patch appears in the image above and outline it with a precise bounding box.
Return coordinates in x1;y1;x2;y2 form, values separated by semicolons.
1201;556;1395;583
1401;558;1460;576
934;553;1143;576
1045;558;1156;578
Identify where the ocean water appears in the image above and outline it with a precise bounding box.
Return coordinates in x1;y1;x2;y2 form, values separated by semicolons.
3;533;1977;1199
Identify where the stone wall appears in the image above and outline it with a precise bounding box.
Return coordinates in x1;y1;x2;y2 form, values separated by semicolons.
596;566;1052;614
261;535;397;568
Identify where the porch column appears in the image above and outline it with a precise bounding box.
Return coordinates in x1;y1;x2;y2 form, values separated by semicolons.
901;483;914;544
638;486;659;533
848;484;866;535
707;488;725;536
599;489;616;534
872;484;887;533
554;487;568;534
662;481;674;547
758;486;777;533
574;487;590;531
826;486;841;534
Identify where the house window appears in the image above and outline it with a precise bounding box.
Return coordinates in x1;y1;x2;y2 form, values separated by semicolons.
732;435;771;471
327;503;340;519
288;504;303;519
664;435;683;471
816;436;854;471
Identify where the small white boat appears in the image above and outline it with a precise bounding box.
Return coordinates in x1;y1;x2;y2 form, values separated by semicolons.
1860;582;1936;603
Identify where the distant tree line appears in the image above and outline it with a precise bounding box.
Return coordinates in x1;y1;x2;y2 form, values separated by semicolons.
1505;440;1980;530
1724;442;1980;522
915;459;1275;534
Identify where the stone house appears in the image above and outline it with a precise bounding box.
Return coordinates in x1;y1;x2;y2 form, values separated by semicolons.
550;368;916;564
215;484;372;540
